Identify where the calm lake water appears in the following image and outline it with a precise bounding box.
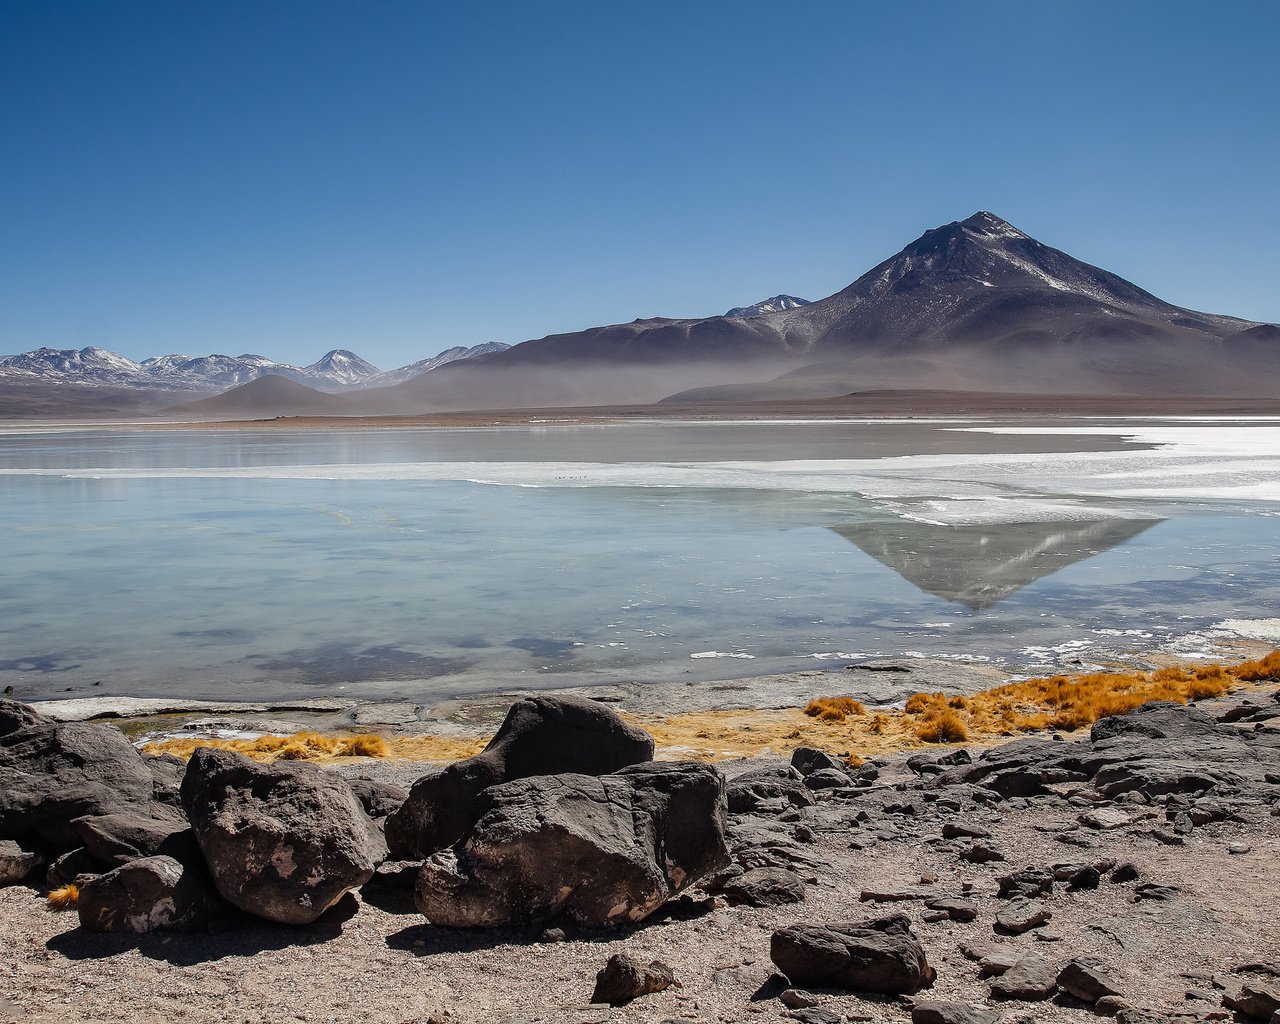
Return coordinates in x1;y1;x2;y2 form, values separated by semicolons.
2;419;1278;702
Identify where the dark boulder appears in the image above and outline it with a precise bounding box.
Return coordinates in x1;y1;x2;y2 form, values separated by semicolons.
0;699;48;737
346;777;409;821
726;766;816;814
415;761;727;928
77;855;220;933
591;953;676;1004
804;768;853;791
46;848;100;888
0;716;158;850
770;914;935;995
181;748;386;924
386;694;654;858
71;809;197;870
791;747;847;777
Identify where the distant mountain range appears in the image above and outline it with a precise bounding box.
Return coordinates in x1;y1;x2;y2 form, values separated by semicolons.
0;342;509;394
3;212;1276;418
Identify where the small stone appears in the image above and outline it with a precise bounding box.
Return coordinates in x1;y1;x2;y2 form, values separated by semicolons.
942;822;991;840
920;871;938;885
924;897;979;923
779;989;822;1009
959;843;1005;864
784;1009;843;1024
1080;807;1132;830
591;954;676;1005
997;868;1054;900
1095;995;1132;1015
1034;930;1063;943
1133;882;1180;902
1148;829;1184;847
990;956;1059;1001
539;927;567;943
1057;959;1123;1004
1110;863;1141;884
911;1000;1000;1024
1067;866;1101;890
1228;842;1251;855
0;840;40;886
995;899;1052;935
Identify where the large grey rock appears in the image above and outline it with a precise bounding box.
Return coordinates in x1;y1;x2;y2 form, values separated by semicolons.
77;855;219;934
180;748;386;925
770;914;936;995
0;710;159;850
415;761;727;928
386;694;654;857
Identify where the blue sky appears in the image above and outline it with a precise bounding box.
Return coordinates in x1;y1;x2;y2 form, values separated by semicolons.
2;1;1276;369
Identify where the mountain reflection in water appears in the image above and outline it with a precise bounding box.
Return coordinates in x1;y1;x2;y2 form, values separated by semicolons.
832;517;1159;610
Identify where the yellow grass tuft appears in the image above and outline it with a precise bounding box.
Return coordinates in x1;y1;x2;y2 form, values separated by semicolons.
142;730;480;765
635;648;1279;762
47;884;79;910
803;696;866;722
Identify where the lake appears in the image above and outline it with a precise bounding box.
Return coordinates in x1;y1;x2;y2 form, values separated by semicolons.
2;418;1278;702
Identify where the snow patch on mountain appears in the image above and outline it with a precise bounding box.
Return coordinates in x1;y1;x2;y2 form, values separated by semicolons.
724;295;811;318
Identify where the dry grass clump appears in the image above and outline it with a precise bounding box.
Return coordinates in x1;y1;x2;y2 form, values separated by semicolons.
143;729;486;764
803;696;866;722
47;884;78;910
638;648;1279;762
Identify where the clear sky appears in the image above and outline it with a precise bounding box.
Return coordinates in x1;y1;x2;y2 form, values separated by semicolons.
2;1;1276;370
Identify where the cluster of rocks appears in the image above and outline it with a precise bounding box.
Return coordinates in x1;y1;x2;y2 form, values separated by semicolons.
0;694;732;936
4;684;1279;1022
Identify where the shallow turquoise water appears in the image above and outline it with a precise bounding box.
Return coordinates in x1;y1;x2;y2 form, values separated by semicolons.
2;421;1277;701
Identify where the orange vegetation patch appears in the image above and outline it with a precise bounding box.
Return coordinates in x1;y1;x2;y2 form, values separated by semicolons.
635;649;1280;762
47;884;78;910
142;730;487;765
139;651;1280;768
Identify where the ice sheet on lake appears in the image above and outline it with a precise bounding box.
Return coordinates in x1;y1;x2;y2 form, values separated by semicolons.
2;422;1277;525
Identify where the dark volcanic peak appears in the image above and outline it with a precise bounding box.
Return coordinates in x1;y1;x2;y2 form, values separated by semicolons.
724;295;812;318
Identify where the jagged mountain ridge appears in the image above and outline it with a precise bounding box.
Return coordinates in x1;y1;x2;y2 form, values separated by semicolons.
0;342;505;394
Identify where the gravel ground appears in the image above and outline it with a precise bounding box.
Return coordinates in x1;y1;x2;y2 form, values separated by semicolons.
3;739;1278;1024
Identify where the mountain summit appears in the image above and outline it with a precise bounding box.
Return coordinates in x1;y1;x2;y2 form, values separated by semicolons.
388;211;1270;408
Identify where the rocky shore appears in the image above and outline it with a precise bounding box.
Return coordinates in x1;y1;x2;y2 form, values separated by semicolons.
2;676;1279;1024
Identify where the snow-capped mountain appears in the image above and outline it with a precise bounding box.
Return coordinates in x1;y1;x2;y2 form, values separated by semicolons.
724;295;811;318
0;347;151;387
302;349;383;387
366;343;510;386
0;344;499;393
